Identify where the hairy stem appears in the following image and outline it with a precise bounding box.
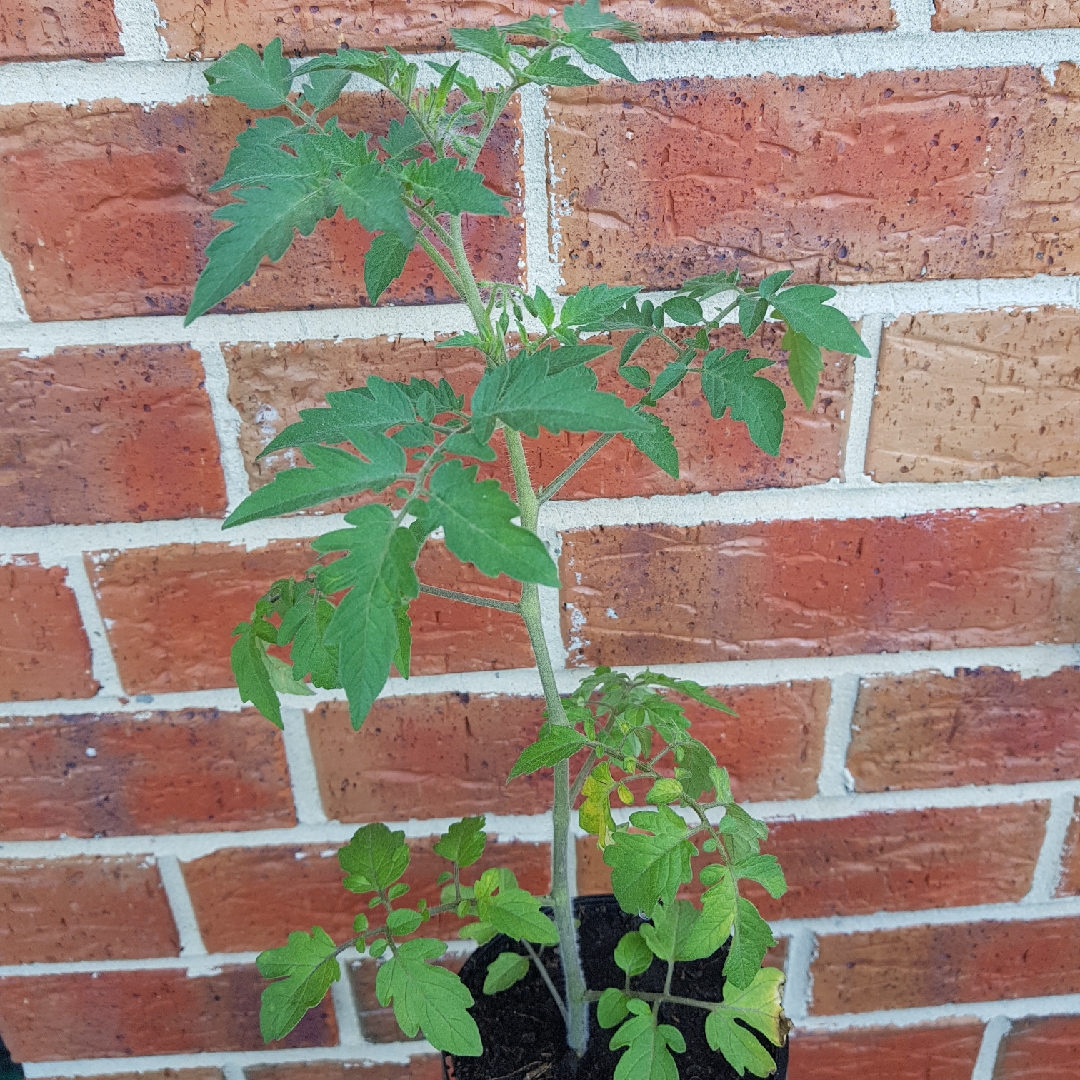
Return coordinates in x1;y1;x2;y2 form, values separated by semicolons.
418;583;520;613
414;232;465;296
583;989;724;1013
538;433;615;505
522;941;569;1025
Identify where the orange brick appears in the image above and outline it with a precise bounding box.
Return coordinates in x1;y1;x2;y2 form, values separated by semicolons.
810;916;1080;1014
934;0;1080;31
560;505;1080;668
1056;798;1080;896
0;965;336;1061
225;322;851;503
0;556;96;702
0;0;122;60
848;667;1080;792
0;857;178;964
155;0;893;59
788;1022;985;1079
0;708;296;840
994;1015;1080;1079
549;66;1080;291
247;1063;442;1080
183;839;550;952
0;96;521;322
1;345;226;526
867;310;1080;482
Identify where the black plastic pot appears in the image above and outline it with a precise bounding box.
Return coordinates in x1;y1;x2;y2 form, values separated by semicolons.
444;895;789;1080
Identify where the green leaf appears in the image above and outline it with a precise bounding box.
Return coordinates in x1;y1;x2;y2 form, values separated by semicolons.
724;897;777;990
365;231;413;304
705;967;786;1077
522;54;597;86
639;899;700;962
562;0;641;37
441;430;497;461
781;327;823;410
621;365;652;390
386;908;423;936
678;871;736;962
675;739;718;802
375;938;482;1055
301;67;351;111
225;437;405;527
597;987;631;1029
661;295;703;325
257;927;340;1042
508;724;588;780
392;601;412;679
738;295;769;338
565;30;637;82
264;652;315;697
231;622;282;727
613;930;654;978
279;596;340;690
639;673;736;715
379;114;426;161
204;38;293;109
536;342;613;375
209;117;306;191
679;269;741;302
651;360;689;400
645;778;683;806
339;822;411;893
701;349;785;457
475;868;559;944
769;284;869;356
421;459;558;586
610;1008;683;1080
560;284;641;329
757;270;794;299
450;27;511;64
335;162;415;244
471;351;648;443
579;761;617;848
605;807;695;917
502;14;559;39
483;951;530;995
434;816;487;868
313;505;419;728
403;157;508;217
735;855;787;899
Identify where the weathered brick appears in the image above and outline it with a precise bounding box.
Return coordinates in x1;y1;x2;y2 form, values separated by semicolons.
0;96;521;322
155;0;893;59
87;537;529;694
0;708;295;840
36;1071;223;1080
848;667;1080;792
0;857;178;964
1056;798;1080;896
0;0;122;60
0;556;96;702
579;804;1047;918
560;505;1080;667
225;322;851;503
1;345;226;526
348;955;464;1044
810;916;1080;1014
307;694;549;823
246;1062;442;1080
788;1022;985;1079
0;965;336;1061
867;309;1080;482
549;66;1080;291
934;0;1080;31
183;839;550;952
994;1015;1080;1079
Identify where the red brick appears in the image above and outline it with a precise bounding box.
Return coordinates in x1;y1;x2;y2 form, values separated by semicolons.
560;505;1080;668
549;66;1080;291
994;1015;1080;1079
156;0;892;59
0;965;336;1062
0;556;96;702
0;0;122;60
788;1022;985;1079
1056;798;1080;896
934;0;1080;31
307;694;550;824
0;96;521;322
848;667;1080;792
868;310;1080;483
35;1072;223;1080
1;344;226;526
225;323;851;504
0;708;295;840
247;1063;442;1080
810;916;1080;1014
0;857;178;964
183;838;550;952
87;537;531;694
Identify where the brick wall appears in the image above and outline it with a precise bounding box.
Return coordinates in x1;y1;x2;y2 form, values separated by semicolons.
1;4;1080;1080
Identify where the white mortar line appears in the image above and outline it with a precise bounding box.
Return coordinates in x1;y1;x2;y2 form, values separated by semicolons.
816;674;859;798
57;556;125;697
840;315;882;485
798;993;1080;1030
220;1063;247;1080
0;59;212;106
156;854;208;958
329;960;368;1050
0;253;29;323
112;0;167;61
1024;796;1075;904
891;0;936;34
780;927;815;1023
3;641;1078;719
971;1015;1010;1080
280;706;329;826
0;952;260;979
196;341;252;512
519;83;560;300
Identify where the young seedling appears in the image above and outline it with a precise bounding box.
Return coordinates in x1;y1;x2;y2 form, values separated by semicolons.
186;4;868;1076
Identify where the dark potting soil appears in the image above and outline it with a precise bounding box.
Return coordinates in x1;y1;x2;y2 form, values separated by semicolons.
448;895;788;1080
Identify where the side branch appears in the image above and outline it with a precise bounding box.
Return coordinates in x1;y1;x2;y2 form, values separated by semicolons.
537;433;615;505
419;583;520;613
